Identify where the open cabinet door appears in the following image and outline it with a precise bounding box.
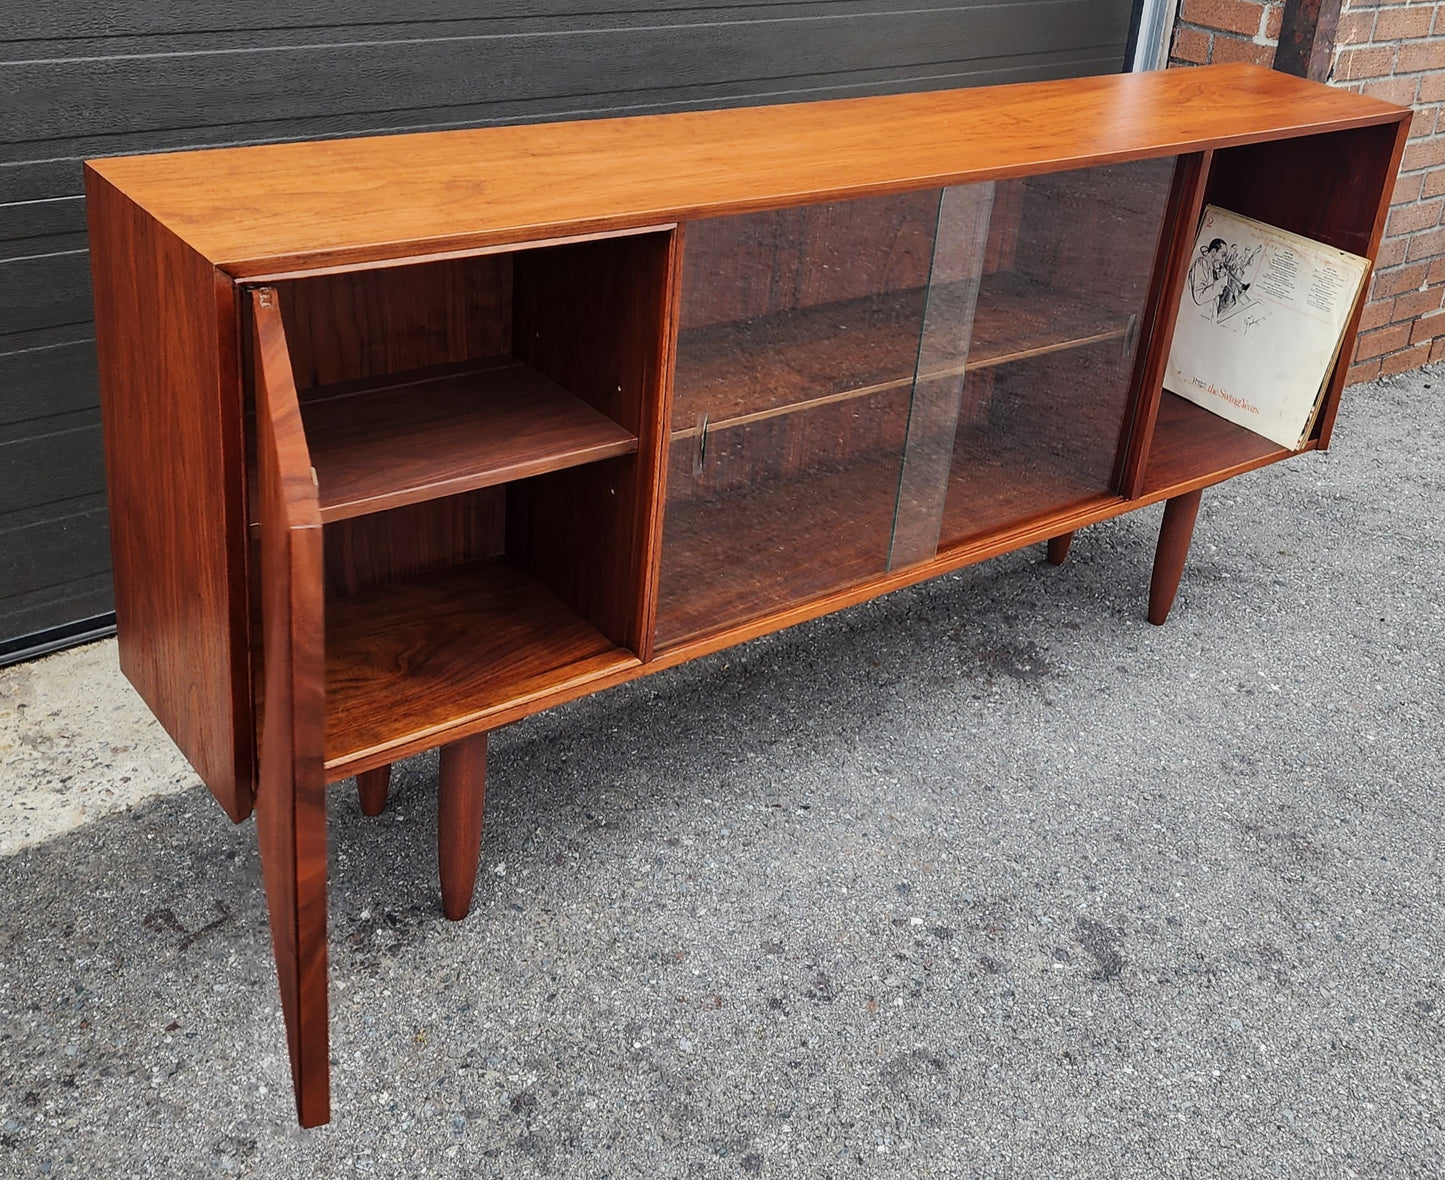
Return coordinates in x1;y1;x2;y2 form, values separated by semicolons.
250;288;330;1126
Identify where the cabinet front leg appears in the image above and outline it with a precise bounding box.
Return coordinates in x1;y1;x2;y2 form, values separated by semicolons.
357;765;391;817
1148;488;1203;626
1046;532;1074;565
438;733;489;921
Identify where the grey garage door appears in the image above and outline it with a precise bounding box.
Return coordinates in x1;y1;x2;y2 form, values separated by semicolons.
0;0;1138;664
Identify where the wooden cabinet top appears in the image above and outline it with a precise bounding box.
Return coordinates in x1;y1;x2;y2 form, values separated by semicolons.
85;64;1405;277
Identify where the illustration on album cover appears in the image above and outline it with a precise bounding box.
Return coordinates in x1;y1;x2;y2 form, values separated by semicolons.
1187;227;1265;328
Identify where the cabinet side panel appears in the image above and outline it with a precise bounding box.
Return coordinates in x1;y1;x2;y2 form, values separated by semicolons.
85;170;252;820
1118;152;1211;498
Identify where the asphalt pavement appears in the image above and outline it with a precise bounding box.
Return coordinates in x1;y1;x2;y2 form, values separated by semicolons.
1;366;1441;1178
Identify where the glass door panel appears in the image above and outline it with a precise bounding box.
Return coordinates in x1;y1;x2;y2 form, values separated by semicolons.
653;158;1177;650
934;158;1177;549
655;191;944;649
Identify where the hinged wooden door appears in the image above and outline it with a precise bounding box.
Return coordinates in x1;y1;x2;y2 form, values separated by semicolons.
250;287;330;1127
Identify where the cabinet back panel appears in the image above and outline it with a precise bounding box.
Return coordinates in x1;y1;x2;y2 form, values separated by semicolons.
506;457;643;651
668;390;911;503
941;342;1136;547
277;255;512;390
1011;158;1176;316
1204;125;1400;258
323;489;506;599
678;192;940;330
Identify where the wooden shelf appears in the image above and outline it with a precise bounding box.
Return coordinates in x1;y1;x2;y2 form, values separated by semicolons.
671;274;1129;439
970;273;1132;371
302;359;639;523
325;557;637;774
1142;390;1293;497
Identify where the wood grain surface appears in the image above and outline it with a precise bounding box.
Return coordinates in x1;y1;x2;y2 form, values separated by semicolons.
940;433;1115;552
324;558;637;778
1202;121;1409;450
510;231;676;652
86;66;1406;275
278;254;513;390
356;765;390;817
250;290;330;1127
656;421;1131;648
1116;152;1212;499
672;275;1131;441
1142;391;1289;496
301;360;638;522
1148;488;1204;625
677;192;937;332
655;452;901;648
84;171;253;819
438;733;489;922
322;489;506;599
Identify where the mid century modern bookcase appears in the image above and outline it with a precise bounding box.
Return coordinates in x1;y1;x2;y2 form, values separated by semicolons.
84;64;1409;1126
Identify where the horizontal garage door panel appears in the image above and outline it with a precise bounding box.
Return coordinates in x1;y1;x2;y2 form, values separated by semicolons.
0;499;111;602
0;253;94;337
14;0;982;41
0;341;99;426
0;0;1132;650
0;415;106;515
6;7;1120;146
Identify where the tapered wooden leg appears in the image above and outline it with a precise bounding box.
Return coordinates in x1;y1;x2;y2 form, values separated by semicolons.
438;733;488;921
1148;488;1203;626
357;765;390;817
1046;532;1074;565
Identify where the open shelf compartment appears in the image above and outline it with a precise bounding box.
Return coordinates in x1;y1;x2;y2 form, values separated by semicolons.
1140;389;1295;496
324;555;636;775
251;228;673;773
1137;123;1403;495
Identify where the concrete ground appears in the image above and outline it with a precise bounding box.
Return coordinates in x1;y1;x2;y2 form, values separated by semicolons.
1;367;1442;1179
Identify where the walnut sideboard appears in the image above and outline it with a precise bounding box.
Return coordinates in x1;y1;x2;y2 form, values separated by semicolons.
84;64;1409;1126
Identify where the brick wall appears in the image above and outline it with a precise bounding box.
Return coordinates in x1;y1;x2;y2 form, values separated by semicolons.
1170;0;1445;381
1171;0;1287;66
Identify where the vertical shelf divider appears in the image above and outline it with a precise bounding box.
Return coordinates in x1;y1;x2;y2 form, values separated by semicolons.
1118;150;1213;501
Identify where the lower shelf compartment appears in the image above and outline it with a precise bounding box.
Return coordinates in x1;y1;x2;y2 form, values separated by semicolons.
1143;390;1293;496
939;431;1117;548
654;454;902;649
324;557;636;775
656;425;1123;648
